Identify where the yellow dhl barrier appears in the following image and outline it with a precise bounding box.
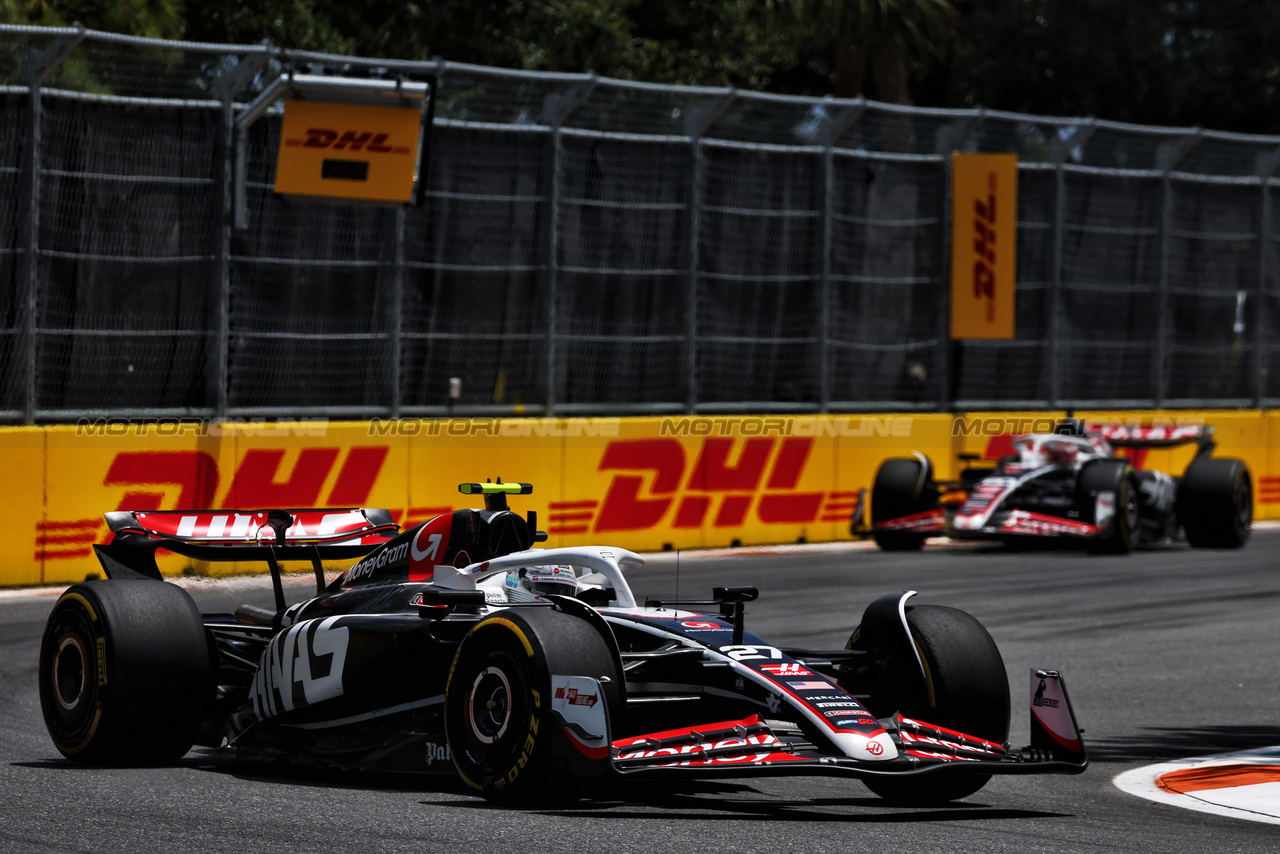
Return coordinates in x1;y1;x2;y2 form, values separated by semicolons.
2;411;1275;587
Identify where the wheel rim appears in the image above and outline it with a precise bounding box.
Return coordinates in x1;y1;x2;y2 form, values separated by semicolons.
53;635;87;711
466;666;513;744
1122;482;1138;533
1237;474;1252;531
40;607;98;737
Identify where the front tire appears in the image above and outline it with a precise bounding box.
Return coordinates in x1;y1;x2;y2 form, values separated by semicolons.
1178;458;1252;548
444;608;620;803
847;604;1010;804
872;456;936;551
38;580;212;765
1077;459;1137;554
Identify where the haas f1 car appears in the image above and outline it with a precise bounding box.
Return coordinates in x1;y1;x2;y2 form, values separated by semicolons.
40;482;1086;805
869;418;1251;553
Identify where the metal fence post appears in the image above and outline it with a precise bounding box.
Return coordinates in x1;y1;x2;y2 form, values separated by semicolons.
818;98;865;412
16;25;84;424
390;207;406;417
683;89;735;414
213;48;270;421
1255;147;1280;407
936;110;985;412
1047;119;1098;407
1155;129;1202;407
541;76;596;416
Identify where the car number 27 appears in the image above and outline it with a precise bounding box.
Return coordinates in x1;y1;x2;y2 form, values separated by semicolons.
718;645;784;661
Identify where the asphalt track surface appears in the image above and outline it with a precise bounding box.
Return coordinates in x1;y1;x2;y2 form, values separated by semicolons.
2;533;1278;853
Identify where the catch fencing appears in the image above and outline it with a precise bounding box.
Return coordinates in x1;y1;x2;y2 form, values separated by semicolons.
2;24;1279;422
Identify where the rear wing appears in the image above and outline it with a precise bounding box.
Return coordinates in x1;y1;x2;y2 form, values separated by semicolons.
94;508;399;610
1094;424;1215;454
104;508;397;546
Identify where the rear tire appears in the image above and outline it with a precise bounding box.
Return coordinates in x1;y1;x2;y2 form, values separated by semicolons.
38;580;212;765
445;608;620;804
1077;459;1137;554
1178;458;1252;548
872;457;936;551
852;604;1009;804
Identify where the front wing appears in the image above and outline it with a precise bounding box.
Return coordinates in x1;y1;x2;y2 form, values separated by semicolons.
876;508;1101;540
596;670;1086;781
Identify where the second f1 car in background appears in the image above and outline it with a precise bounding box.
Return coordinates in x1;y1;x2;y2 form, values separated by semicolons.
868;418;1251;553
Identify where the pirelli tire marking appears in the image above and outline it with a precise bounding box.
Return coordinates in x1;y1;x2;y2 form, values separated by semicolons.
42;592;108;754
504;689;542;787
446;617;544;793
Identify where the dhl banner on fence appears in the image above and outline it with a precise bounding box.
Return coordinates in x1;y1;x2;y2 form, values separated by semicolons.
1;411;1276;586
951;152;1017;340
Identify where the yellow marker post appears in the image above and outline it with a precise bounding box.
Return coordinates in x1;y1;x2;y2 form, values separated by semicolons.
951;153;1018;340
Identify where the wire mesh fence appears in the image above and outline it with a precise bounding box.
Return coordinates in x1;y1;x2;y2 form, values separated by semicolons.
1;24;1278;422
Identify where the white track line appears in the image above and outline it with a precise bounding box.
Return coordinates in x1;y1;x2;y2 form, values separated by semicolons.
1114;747;1280;826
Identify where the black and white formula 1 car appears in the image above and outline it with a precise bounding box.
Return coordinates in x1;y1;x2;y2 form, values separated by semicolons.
40;482;1086;805
865;418;1252;553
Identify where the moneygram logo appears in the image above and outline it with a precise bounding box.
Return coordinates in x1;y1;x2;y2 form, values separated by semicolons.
546;437;857;535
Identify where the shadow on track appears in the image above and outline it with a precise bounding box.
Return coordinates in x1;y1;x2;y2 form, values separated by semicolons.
421;780;1073;823
13;757;1070;822
1088;725;1280;764
13;754;474;795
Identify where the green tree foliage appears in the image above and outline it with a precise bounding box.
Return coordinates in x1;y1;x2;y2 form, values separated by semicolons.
4;0;1280;133
618;1;803;90
771;0;957;102
0;0;184;39
302;0;800;92
944;0;1280;133
183;0;353;52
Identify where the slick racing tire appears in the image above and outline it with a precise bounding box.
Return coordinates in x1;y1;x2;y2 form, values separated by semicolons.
1177;457;1252;549
871;456;937;551
1077;459;1138;554
852;605;1010;805
445;607;621;804
38;580;212;765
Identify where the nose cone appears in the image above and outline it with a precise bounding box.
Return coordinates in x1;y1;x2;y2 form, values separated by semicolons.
831;730;898;761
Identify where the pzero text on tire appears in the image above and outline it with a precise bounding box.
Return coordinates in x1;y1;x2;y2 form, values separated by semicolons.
38;579;212;765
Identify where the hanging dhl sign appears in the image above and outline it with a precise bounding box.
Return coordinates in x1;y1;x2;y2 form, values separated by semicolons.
951;153;1018;340
274;99;424;204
